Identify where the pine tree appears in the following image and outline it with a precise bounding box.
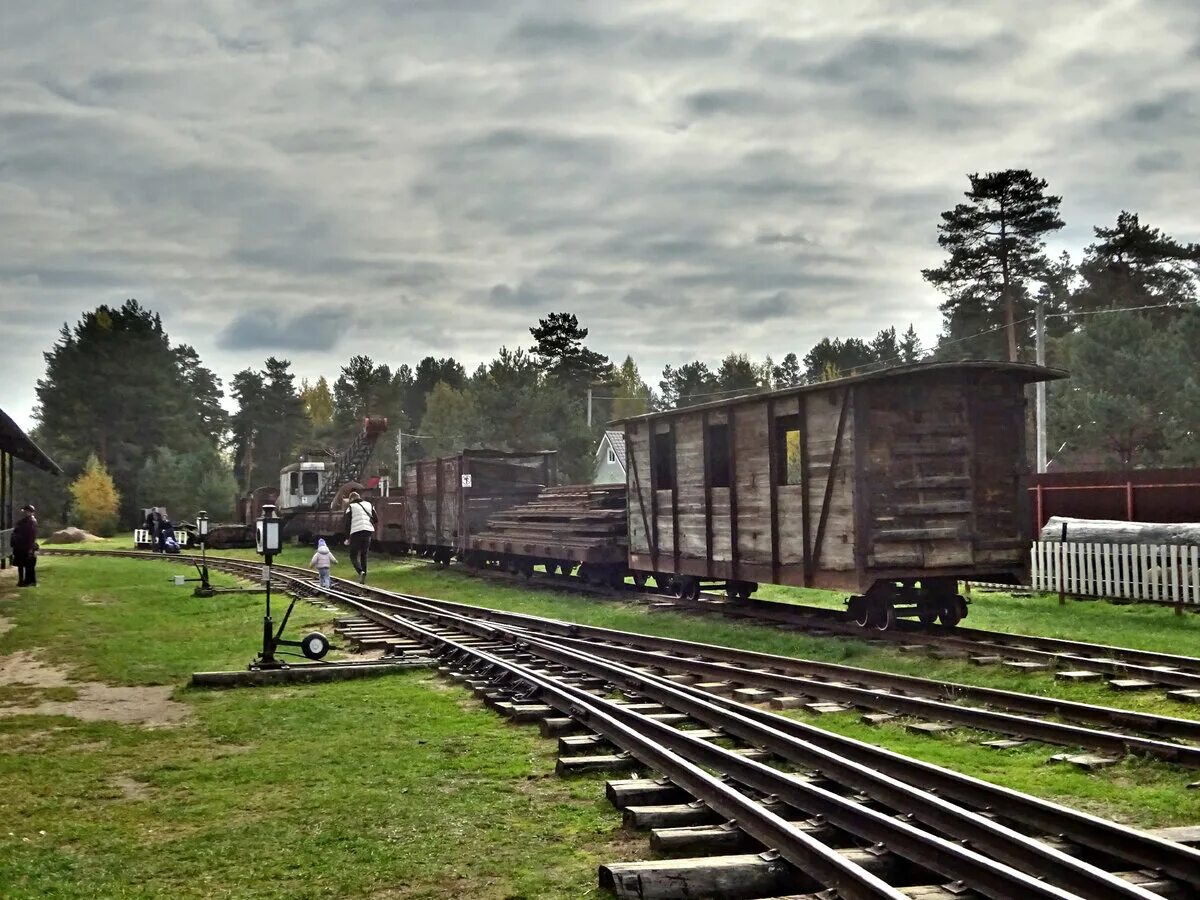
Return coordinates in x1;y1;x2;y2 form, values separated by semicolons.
1050;312;1192;468
659;362;718;408
70;454;121;535
1073;211;1200;322
802;338;874;381
611;356;654;419
715;353;762;396
924;170;1064;361
34;300;224;523
418;382;481;456
529;313;613;392
899;325;922;363
771;352;803;387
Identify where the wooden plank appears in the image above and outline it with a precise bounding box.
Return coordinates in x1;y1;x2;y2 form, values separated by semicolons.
767;396;780;583
728;405;739;581
702;410;713;573
852;387;869;584
627;425;652;559
647;425;661;568
810;389;848;576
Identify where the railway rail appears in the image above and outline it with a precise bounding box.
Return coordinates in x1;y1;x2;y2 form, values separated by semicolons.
459;561;1200;703
41;548;1200;898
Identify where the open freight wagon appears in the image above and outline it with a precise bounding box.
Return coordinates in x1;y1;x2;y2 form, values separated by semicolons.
403;449;557;563
618;360;1064;628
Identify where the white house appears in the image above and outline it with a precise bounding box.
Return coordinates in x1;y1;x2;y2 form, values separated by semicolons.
593;430;626;484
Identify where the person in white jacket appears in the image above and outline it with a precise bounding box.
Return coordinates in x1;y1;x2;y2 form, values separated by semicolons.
343;491;376;583
310;538;337;588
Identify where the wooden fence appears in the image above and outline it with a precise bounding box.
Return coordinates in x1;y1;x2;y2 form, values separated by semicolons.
1030;541;1200;607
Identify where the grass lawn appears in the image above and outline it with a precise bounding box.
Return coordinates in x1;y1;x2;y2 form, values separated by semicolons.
0;556;642;899
11;547;1199;900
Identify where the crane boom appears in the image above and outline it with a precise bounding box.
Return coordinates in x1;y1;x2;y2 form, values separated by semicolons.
316;417;389;509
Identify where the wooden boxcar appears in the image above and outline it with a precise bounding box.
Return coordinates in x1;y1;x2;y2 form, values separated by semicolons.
619;361;1064;627
403;450;556;563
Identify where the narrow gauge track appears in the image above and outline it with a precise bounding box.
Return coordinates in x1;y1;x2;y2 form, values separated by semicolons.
43;550;1200;760
453;562;1200;702
46;549;1200;899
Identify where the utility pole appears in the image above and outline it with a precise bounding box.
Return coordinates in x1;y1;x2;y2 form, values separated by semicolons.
1035;300;1047;473
587;387;593;428
396;430;403;491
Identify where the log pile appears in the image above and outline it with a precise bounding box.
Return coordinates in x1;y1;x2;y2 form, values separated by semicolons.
471;483;628;562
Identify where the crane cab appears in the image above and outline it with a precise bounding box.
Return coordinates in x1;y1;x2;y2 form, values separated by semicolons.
279;461;328;513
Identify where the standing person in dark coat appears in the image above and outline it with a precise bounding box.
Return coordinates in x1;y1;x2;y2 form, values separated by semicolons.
144;508;162;545
10;504;39;587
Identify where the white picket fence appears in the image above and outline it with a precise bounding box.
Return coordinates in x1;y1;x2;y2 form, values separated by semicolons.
1031;541;1200;606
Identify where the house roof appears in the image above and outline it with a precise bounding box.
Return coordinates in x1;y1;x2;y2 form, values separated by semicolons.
611;360;1067;425
602;430;626;471
0;407;62;475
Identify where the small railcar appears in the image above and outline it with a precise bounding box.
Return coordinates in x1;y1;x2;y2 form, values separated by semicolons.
619;361;1064;627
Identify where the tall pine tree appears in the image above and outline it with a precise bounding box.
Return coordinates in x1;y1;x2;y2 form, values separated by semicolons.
924;170;1064;361
1073;211;1200;321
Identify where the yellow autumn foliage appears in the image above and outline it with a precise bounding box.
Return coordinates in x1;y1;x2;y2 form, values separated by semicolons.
70;455;121;536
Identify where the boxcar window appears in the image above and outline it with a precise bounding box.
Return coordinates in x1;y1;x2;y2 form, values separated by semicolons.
707;423;731;488
651;429;676;492
775;415;803;485
301;471;320;495
289;472;299;493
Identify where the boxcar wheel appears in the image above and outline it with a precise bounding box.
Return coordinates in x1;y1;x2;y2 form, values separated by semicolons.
632;573;647;589
917;607;939;627
849;596;870;627
872;600;896;631
938;600;963;627
543;562;557;576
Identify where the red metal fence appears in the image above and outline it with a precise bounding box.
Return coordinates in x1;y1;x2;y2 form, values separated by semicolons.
1029;467;1200;534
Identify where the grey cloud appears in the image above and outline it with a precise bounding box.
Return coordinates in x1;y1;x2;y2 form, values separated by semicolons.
3;0;1200;430
684;88;779;118
217;307;355;352
1134;150;1184;174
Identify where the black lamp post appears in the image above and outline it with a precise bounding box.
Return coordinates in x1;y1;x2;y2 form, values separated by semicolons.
194;510;212;596
255;504;284;668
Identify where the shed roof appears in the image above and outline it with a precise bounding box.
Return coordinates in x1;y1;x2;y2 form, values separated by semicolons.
0;407;62;474
612;360;1067;425
601;430;627;471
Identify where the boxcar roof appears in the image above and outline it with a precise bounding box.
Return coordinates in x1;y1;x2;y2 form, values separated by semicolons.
611;360;1066;425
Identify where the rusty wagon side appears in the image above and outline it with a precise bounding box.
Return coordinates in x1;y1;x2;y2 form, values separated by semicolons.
403;450;557;563
619;361;1064;627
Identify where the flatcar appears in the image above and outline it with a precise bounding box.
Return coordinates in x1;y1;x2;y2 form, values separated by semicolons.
374;361;1064;629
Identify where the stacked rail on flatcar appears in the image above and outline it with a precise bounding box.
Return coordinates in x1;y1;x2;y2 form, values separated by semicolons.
401;449;557;564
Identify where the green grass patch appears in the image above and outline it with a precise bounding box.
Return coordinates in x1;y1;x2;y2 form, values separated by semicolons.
0;556;643;898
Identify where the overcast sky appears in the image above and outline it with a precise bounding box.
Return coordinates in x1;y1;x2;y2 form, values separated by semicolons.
2;0;1198;431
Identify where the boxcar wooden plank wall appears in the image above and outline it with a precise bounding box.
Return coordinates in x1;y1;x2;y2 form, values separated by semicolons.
802;389;856;574
622;363;1048;593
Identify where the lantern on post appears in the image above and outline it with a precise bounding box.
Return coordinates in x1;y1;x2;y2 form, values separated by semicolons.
250;504;330;670
194;510;213;596
255;505;284;667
